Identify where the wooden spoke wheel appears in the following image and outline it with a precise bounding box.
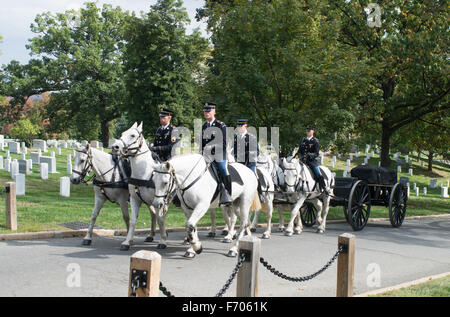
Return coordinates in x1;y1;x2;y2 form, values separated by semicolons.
347;180;371;231
389;183;408;228
300;201;317;227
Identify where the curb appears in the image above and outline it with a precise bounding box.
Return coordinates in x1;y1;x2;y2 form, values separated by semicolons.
1;214;449;241
355;271;450;297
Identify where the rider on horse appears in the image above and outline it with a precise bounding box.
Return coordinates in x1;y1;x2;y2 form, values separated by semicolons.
150;107;180;162
233;119;259;173
201;102;232;205
294;125;330;195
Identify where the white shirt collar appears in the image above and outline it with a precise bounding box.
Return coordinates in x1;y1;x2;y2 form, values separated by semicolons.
208;119;216;126
306;136;313;141
161;123;170;129
239;131;248;138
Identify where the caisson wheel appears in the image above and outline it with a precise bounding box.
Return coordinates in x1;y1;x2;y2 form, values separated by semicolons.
347;180;371;231
389;183;407;228
300;201;317;227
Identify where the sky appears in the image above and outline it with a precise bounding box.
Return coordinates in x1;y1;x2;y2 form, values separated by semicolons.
0;0;208;66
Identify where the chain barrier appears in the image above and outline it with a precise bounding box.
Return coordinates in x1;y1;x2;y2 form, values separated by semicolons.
159;281;175;297
215;251;246;297
132;245;343;296
259;244;344;282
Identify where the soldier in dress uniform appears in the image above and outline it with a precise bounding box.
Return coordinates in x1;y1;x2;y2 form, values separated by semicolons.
150;108;180;162
201;102;232;205
294;125;330;195
233;119;259;173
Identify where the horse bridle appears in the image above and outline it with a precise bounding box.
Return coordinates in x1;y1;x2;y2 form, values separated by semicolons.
119;128;147;157
72;147;94;184
283;162;302;190
153;169;177;210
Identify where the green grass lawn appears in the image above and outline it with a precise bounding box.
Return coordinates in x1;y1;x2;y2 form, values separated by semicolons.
371;275;450;297
0;146;449;234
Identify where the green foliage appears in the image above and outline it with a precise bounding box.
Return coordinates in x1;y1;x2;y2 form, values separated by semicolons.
9;118;41;146
123;0;209;137
198;0;364;156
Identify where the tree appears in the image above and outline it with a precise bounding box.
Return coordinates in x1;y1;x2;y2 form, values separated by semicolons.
9;118;41;146
197;0;364;156
327;1;449;166
397;111;450;171
0;3;130;144
123;0;209;137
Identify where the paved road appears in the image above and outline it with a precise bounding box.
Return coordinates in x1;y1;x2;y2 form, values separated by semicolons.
1;216;449;297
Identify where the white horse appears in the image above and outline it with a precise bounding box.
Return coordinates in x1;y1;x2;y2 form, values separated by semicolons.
152;153;260;258
281;158;334;235
70;143;130;246
113;122;161;251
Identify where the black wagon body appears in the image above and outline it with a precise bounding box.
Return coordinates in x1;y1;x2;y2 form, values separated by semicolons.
325;165;408;231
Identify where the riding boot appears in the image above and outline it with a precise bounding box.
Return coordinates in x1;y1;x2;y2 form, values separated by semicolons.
318;176;330;195
257;184;265;203
219;175;232;205
172;194;181;208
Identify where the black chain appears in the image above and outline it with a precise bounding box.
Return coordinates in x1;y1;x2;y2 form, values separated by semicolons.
259;245;344;282
129;275;140;297
215;252;246;297
159;281;175;297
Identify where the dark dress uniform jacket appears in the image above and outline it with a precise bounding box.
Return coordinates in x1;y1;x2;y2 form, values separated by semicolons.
153;125;179;162
201;120;227;161
297;137;320;167
233;133;260;167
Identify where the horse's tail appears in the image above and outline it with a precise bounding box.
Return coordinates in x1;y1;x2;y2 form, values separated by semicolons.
250;192;262;212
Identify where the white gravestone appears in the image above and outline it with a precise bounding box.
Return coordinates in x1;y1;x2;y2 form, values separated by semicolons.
23;147;27;155
364;157;368;165
21;153;26;160
408;169;413;176
6;150;10;159
0;142;3;151
415;187;419;196
9;142;21;154
406;183;410;198
346;159;351;167
10;160;19;179
4;158;11;172
27;159;33;170
441;187;448;198
51;151;55;158
423;187;427;196
413;183;417;190
40;163;48;180
349;154;353;161
67;161;72;174
343;170;348;177
429;178;438;189
40;156;58;173
90;140;99;148
447;180;449;188
355;152;359;158
0;156;2;170
330;161;335;169
32;139;47;153
57;147;61;155
30;152;41;165
397;166;401;173
338;154;342;159
18;159;32;175
60;177;70;197
13;173;25;195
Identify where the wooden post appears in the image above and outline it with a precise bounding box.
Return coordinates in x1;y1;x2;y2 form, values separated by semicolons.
5;182;17;231
336;233;355;297
128;250;161;297
236;235;261;297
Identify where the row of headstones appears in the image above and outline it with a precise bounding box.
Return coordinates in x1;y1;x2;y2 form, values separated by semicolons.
4;171;71;197
409;182;449;198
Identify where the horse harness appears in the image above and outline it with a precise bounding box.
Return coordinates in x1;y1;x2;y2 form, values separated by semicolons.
92;155;129;203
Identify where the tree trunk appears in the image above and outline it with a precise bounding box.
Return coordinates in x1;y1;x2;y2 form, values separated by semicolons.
100;119;111;146
427;151;434;171
380;124;392;167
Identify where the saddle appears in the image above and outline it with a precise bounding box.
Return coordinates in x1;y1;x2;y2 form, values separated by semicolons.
210;163;244;186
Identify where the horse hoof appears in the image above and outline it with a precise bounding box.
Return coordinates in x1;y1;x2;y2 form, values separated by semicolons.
316;229;324;234
222;238;232;243
183;252;195;258
262;233;270;239
195;246;203;255
145;236;154;243
157;244;167;249
182;239;190;245
284;231;293;237
221;230;228;236
207;232;216;238
120;244;130;251
294;230;302;235
82;239;92;246
227;250;237;258
250;228;256;233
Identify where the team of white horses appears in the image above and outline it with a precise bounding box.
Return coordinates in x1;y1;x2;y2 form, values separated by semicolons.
70;122;334;258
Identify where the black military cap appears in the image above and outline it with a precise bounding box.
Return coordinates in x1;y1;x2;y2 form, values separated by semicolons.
306;125;315;131
236;119;248;126
203;102;216;112
160;108;175;117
